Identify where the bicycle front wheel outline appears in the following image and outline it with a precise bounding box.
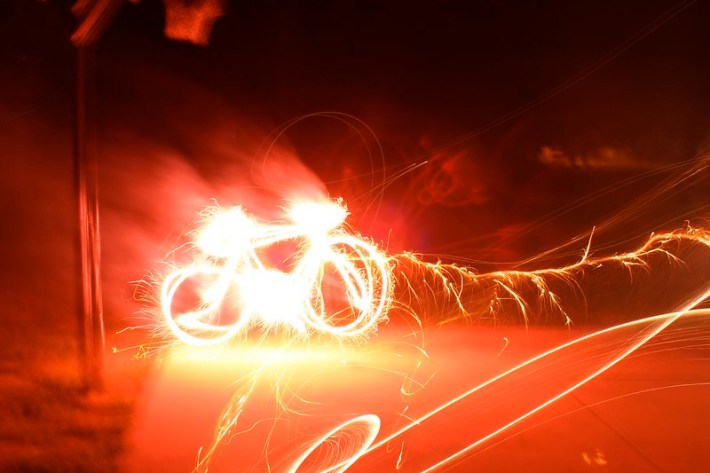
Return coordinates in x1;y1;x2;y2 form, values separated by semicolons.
302;234;390;337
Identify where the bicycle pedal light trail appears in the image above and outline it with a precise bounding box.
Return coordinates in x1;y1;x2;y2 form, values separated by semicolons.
160;198;392;345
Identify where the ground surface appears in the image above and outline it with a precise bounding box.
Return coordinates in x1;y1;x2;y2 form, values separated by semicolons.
126;322;710;473
0;315;149;473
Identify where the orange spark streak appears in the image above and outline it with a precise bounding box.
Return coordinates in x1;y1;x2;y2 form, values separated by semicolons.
391;225;710;328
322;306;710;472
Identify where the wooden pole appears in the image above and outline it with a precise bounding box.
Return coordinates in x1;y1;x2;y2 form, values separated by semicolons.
71;0;127;392
74;43;105;391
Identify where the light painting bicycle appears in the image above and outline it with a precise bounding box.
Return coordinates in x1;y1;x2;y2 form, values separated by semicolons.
160;200;390;346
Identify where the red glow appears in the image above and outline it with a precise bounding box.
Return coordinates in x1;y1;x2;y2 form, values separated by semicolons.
127;310;710;472
3;3;709;471
162;0;226;46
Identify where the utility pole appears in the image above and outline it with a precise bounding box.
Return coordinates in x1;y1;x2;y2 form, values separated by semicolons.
71;0;126;391
74;43;104;391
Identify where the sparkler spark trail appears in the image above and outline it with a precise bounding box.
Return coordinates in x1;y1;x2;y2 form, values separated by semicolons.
150;197;710;472
391;225;710;328
293;223;710;471
323;305;710;472
286;414;381;473
159;199;391;345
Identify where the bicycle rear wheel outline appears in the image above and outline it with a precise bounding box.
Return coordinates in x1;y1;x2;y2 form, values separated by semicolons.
161;263;252;346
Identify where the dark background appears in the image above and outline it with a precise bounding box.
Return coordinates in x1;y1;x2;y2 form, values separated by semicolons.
1;0;709;326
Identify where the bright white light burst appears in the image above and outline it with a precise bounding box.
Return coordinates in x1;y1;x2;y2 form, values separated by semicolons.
160;199;391;346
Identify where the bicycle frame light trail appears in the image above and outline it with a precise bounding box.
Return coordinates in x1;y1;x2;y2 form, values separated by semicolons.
159;198;392;345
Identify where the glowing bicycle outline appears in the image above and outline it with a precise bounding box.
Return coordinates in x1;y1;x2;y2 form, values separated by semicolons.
160;200;391;346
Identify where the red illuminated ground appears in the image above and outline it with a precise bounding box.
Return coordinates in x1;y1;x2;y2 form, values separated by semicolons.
124;321;710;472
